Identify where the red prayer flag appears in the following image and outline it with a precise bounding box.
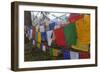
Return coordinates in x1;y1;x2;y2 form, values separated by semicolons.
68;13;83;23
54;27;67;48
79;52;90;59
32;26;36;39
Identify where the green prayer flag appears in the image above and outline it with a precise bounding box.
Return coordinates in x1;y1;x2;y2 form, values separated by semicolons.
64;23;77;46
49;48;53;57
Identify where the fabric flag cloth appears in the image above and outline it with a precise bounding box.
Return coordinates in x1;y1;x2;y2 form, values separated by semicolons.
32;39;35;46
75;15;90;45
70;51;79;59
52;32;55;41
68;13;83;23
79;52;90;59
41;32;47;41
35;32;38;47
54;27;67;48
71;40;89;52
35;32;41;48
42;45;46;52
29;28;32;40
49;48;53;57
46;30;53;46
64;23;77;47
32;26;36;39
53;48;58;57
36;25;39;32
63;50;70;59
40;43;47;52
39;25;47;42
49;22;56;30
72;15;90;52
37;32;41;48
40;25;45;32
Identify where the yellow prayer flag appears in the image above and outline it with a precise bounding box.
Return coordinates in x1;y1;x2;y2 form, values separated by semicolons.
37;32;41;48
75;15;90;45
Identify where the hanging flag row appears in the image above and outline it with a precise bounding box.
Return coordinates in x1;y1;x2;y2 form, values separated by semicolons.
25;12;90;54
